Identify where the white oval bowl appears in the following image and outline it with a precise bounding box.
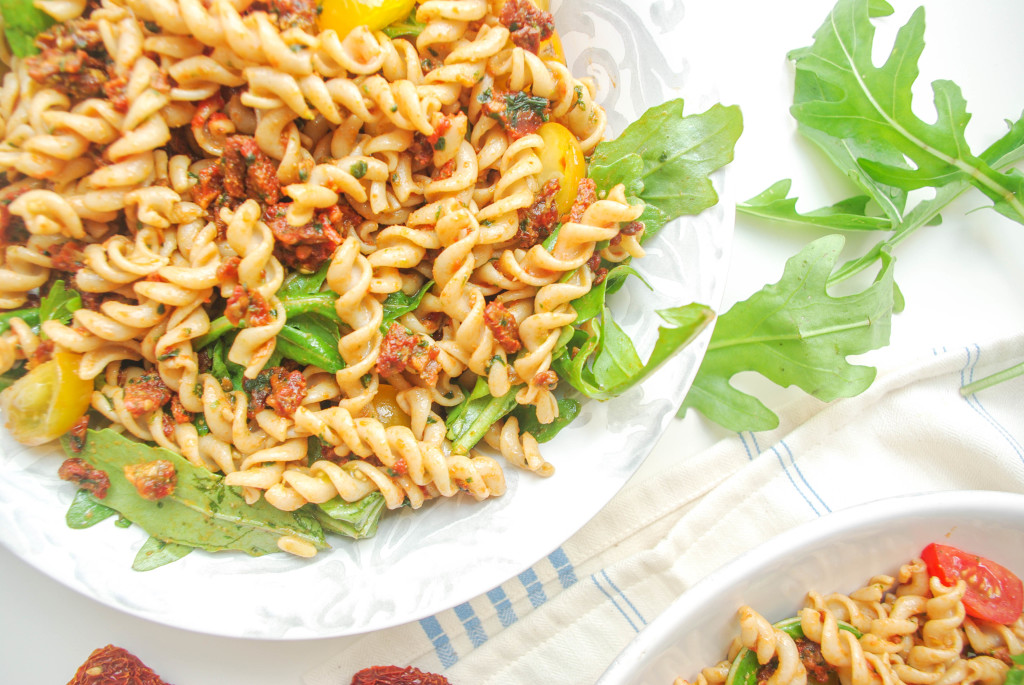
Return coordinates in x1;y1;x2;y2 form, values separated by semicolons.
597;490;1024;685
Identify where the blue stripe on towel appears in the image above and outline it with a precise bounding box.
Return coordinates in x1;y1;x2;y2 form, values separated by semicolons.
418;616;458;668
961;345;1024;463
600;569;645;627
589;573;634;630
780;440;831;513
486;586;518;627
548;547;578;589
518;568;547;608
453;602;488;648
771;442;821;516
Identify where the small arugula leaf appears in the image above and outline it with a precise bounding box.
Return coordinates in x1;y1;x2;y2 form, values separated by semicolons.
511;399;580;443
39;280;82;326
278;262;330;299
0;0;55;57
446;378;518;454
682;235;896;432
381;281;433;327
738;180;892;231
211;336;245;391
382;10;426;38
276;313;344;372
0;308;39;335
132;536;193;572
789;0;1024;223
65;489;117;529
315;492;385;539
558;302;715;401
570;264;646;325
588;99;743;241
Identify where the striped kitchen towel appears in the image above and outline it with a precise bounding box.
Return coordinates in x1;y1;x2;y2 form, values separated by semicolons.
304;333;1024;685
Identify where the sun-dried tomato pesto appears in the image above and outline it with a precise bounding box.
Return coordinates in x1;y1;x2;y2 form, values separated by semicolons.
266;367;307;418
498;0;555;54
483;301;522;353
480;89;549;139
376;323;441;385
58;457;109;499
517;178;560;248
221;135;282;204
124;459;177;501
263;203;348;272
122;374;172;418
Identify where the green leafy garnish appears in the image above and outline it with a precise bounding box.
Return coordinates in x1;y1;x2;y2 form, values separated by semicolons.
589;99;743;240
686;0;1024;430
511;399;581;443
315;492;386;539
381;281;433;328
39;279;82;330
65;489;117;529
501;92;550;128
446;378;518;454
132;537;193;572
66;428;327;558
683;236;895;431
0;0;55;57
738;180;893;232
382;10;426;39
276;312;345;372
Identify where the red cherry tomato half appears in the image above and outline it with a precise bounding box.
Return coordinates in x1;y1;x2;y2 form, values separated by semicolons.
920;543;1023;624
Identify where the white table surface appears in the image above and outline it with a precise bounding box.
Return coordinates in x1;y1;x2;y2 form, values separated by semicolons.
3;1;1022;682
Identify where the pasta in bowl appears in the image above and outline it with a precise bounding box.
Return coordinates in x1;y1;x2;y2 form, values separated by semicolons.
0;0;735;637
596;490;1024;685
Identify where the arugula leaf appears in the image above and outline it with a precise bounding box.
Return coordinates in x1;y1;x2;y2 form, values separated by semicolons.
66;428;327;557
382;10;426;38
445;378;518;454
278;262;330;300
511;399;581;443
738;180;893;231
132;536;193;572
0;0;55;57
682;235;895;431
0;308;39;335
276;313;345;372
1007;654;1024;685
570;264;646;326
65;489;117;529
381;281;433;328
211;336;245;391
39;280;82;327
557;302;715;401
788;0;1024;224
315;492;385;539
588;99;743;240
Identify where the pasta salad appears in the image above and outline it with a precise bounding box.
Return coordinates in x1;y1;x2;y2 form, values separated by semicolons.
676;544;1024;685
0;0;740;567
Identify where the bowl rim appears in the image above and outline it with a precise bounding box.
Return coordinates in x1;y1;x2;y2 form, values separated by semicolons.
596;489;1024;684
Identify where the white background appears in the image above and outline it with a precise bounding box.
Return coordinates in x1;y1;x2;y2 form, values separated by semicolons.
2;0;1023;682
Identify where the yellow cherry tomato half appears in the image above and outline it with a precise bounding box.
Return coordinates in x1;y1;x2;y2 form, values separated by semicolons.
369;384;411;429
536;122;586;217
319;0;417;37
1;352;92;446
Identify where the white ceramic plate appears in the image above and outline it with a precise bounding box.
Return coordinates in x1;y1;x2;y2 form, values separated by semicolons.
0;0;734;639
596;490;1024;685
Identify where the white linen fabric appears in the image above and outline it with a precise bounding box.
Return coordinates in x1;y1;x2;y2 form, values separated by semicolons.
305;333;1024;685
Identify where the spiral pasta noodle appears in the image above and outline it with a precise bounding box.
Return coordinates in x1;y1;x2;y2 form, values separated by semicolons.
0;0;654;559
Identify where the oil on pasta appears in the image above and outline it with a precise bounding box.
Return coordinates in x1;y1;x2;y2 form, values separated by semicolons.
0;0;701;560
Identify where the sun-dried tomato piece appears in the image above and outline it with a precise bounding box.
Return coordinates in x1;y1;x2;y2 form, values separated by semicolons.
68;645;171;685
266;367;307;418
58;457;109;499
351;665;451;685
122;373;172;418
483;301;522;354
124;459;177;501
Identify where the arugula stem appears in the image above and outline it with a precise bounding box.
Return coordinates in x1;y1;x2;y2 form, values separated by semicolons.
960;361;1024;397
